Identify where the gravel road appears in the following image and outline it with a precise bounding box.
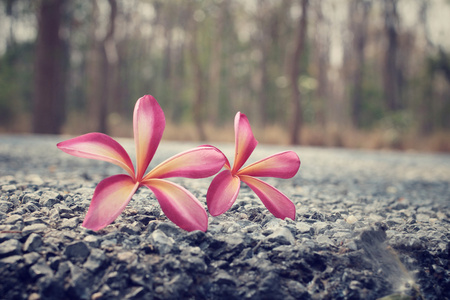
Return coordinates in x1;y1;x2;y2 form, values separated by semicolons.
0;134;449;300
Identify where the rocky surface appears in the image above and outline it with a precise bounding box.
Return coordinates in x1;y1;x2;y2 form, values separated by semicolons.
0;134;449;300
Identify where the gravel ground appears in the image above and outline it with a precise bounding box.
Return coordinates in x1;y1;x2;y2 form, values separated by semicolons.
0;134;449;300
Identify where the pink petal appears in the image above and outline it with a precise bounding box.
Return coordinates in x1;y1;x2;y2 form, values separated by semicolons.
82;174;139;231
231;112;258;173
57;133;135;177
240;175;296;220
143;179;208;232
238;151;300;178
134;95;165;180
198;144;231;170
144;146;226;180
206;170;241;216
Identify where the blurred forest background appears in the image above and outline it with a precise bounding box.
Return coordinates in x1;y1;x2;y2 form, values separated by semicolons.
0;0;449;151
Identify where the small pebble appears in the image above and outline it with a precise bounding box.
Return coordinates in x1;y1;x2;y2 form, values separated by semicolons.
346;215;358;224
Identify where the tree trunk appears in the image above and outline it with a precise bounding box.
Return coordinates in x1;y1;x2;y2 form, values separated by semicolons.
350;0;370;128
289;0;308;145
107;0;122;119
33;0;66;134
313;0;330;127
383;0;402;111
208;4;224;125
87;0;117;134
189;18;207;141
103;0;119;121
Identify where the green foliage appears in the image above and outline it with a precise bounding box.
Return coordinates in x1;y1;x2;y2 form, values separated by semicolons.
359;62;386;129
0;42;34;128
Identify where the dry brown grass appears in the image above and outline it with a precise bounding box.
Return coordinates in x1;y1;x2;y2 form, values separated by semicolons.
0;113;31;133
4;114;448;153
162;122;450;153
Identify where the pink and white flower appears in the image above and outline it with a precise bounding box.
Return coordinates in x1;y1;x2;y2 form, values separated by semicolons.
57;95;226;232
206;112;300;220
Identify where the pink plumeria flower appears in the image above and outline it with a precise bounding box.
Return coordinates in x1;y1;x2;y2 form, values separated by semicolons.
57;95;225;232
207;112;300;220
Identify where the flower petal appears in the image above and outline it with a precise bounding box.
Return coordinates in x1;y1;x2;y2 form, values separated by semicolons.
232;112;258;173
206;169;241;216
144;146;226;180
143;179;208;232
57;133;135;177
134;95;165;180
198;144;231;169
82;174;139;231
240;175;295;220
238;151;300;178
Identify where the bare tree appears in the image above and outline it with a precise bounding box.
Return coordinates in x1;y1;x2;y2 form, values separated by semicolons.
383;0;402;111
311;0;330;127
208;1;225;125
188;7;207;141
289;0;309;145
87;0;118;134
33;0;66;134
350;0;371;128
252;0;272;127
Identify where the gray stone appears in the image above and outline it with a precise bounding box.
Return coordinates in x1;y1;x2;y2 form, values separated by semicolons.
49;208;60;220
55;260;72;279
286;280;308;297
392;198;410;210
266;227;295;245
55;203;72;214
296;222;312;234
106;270;129;290
0;200;12;213
149;229;174;255
29;260;53;279
48;256;61;270
416;213;431;223
1;184;16;192
316;235;335;247
4;214;22;225
155;222;181;237
68;264;93;300
101;239;116;248
22;193;40;203
64;241;90;263
213;270;236;286
23;233;43;252
60;217;79;229
24;217;46;226
117;251;137;264
0;175;15;184
0;255;23;266
126;287;147;300
25;174;44;185
312;221;329;234
23;252;41;266
0;239;21;257
83;235;101;248
22;223;47;236
39;191;62;207
120;223;141;235
84;248;108;273
180;247;207;273
346;240;358;251
0;226;21;243
23;202;39;213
